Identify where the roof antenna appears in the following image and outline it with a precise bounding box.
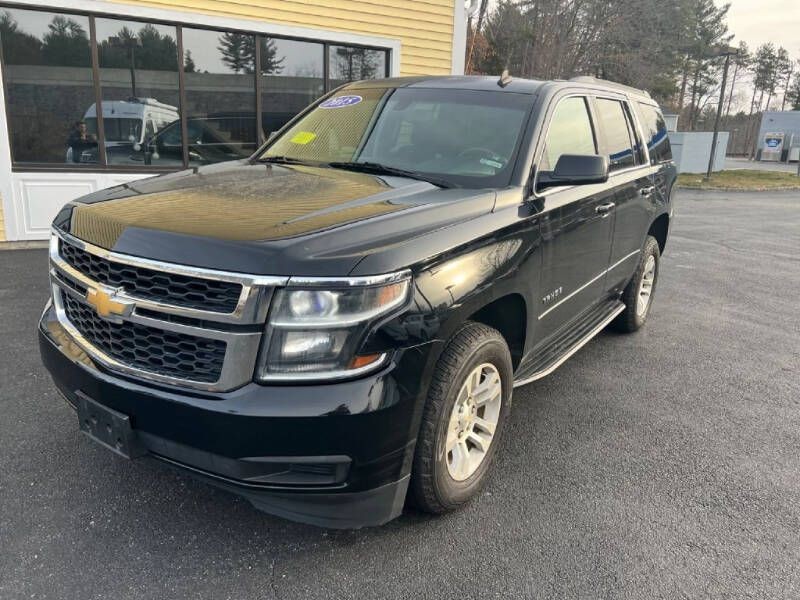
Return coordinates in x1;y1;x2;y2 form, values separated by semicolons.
497;69;513;88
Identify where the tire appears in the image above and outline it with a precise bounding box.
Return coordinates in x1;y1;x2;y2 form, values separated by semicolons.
409;321;513;514
613;235;661;333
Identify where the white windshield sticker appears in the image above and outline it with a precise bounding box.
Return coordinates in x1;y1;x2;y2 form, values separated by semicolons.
320;95;363;108
480;158;504;169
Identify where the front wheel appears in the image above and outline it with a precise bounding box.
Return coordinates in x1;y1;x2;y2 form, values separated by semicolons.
613;235;661;333
409;322;512;514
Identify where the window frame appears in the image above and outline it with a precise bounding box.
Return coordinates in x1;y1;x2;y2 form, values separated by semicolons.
591;95;643;173
532;92;600;195
0;3;391;173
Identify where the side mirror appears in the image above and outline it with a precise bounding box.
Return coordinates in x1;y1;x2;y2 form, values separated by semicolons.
551;154;608;186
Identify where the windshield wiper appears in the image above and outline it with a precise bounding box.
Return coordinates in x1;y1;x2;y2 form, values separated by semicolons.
259;155;313;166
327;161;455;189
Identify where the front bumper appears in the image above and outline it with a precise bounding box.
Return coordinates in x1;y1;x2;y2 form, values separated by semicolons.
39;305;434;528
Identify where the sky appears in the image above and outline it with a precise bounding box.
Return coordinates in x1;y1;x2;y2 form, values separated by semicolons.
723;0;800;57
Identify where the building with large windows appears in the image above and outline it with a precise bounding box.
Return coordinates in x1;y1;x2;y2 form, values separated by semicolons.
0;0;466;241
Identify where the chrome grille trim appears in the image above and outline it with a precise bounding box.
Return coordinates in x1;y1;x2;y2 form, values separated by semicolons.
48;228;285;392
51;229;289;325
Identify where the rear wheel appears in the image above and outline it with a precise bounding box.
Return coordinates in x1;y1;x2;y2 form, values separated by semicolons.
614;235;660;333
410;322;512;514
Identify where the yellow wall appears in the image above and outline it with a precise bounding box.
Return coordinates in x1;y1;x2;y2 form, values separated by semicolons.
112;0;456;76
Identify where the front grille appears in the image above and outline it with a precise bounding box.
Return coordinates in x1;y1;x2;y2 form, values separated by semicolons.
62;292;226;383
60;240;242;313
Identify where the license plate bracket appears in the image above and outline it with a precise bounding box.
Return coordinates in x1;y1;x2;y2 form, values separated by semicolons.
76;393;146;459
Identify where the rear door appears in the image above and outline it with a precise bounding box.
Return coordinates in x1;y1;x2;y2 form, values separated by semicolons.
591;96;653;294
532;94;617;342
634;101;675;208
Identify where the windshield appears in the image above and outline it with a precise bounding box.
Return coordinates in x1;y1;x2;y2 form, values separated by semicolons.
86;118;143;143
260;87;533;188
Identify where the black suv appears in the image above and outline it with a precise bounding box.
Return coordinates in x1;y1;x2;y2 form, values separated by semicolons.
39;76;676;528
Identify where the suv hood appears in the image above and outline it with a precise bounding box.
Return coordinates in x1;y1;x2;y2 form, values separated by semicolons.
55;161;497;276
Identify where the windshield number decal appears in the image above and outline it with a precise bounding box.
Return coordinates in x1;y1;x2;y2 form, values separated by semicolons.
320;95;363;109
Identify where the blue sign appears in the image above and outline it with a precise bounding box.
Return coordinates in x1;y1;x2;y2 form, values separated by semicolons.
765;138;781;148
320;95;363;109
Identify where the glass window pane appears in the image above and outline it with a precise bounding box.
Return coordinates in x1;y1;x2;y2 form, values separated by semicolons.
596;98;635;171
541;97;596;172
266;86;388;163
179;28;257;167
636;102;672;164
95;18;180;166
263;88;531;188
328;45;386;87
260;38;324;138
0;8;93;164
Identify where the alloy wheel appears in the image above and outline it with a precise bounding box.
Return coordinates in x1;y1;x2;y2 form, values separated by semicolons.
445;363;503;482
636;254;656;317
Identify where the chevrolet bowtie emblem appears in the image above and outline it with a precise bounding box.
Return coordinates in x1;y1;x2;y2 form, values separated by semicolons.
85;287;134;322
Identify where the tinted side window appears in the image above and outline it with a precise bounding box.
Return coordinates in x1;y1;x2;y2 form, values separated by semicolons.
540;96;596;172
636;103;672;164
595;98;636;171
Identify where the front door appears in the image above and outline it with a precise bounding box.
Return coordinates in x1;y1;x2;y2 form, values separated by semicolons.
530;95;615;343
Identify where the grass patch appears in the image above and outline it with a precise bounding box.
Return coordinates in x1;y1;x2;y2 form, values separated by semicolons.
677;169;800;191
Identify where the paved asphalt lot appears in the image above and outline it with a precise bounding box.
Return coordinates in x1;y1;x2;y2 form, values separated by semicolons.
1;190;799;599
725;157;799;174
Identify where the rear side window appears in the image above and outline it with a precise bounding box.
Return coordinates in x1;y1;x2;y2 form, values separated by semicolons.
539;96;596;172
595;98;637;172
636;103;672;164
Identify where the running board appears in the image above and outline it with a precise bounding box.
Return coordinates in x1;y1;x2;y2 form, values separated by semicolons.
513;300;625;388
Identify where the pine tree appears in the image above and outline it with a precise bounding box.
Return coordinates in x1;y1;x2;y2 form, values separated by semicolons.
751;43;776;113
787;73;800;111
183;49;196;73
218;32;253;73
42;15;89;67
260;37;284;74
0;11;44;65
725;41;750;117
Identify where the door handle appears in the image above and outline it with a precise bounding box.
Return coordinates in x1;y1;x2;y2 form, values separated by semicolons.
640;186;655;197
595;202;615;215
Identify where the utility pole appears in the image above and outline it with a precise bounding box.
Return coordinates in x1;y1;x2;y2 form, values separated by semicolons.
110;34;142;98
706;47;738;181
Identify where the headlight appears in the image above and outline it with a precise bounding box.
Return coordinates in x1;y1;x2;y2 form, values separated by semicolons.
255;272;411;382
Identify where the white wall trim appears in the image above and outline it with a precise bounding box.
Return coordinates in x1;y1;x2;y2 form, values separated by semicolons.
0;58;18;240
451;0;467;75
0;0;406;240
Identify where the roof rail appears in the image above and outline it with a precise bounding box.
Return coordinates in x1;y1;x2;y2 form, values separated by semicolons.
568;76;650;98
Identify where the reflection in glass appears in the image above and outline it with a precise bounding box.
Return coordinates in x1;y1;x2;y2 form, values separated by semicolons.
328;45;386;87
171;27;258;167
95;18;180;166
540;97;596;172
0;8;93;164
260;38;324;137
595;98;636;171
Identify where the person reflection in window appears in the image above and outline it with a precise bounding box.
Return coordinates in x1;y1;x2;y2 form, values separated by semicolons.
66;121;97;163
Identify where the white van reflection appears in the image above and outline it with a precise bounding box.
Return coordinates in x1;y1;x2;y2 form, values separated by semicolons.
67;97;178;163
